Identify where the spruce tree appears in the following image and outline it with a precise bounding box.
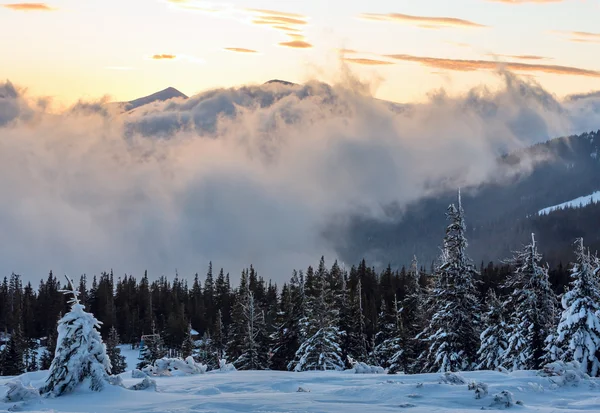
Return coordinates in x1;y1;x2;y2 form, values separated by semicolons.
347;279;368;362
235;291;269;370
270;283;298;370
373;295;404;372
137;321;166;369
40;276;111;396
181;323;196;359
477;289;508;370
2;322;26;376
401;256;425;372
106;326;127;374
545;239;600;376
289;259;344;371
40;330;57;370
416;192;480;372
501;233;557;370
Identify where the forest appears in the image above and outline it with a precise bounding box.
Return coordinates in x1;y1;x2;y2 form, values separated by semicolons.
0;194;597;378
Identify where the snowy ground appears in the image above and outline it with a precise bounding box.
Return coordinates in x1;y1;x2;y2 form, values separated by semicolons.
2;366;600;412
538;191;600;215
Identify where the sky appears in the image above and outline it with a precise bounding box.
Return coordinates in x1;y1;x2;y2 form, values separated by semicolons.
1;0;600;284
1;0;600;105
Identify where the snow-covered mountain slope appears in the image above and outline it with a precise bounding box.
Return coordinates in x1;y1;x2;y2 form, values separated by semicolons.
1;368;599;412
538;191;600;215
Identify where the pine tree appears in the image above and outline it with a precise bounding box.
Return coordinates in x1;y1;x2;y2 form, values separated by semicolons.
501;233;557;370
213;309;225;361
227;270;250;362
347;279;368;362
1;322;26;376
545;239;600;376
373;295;404;372
181;323;196;359
40;276;111;396
40;330;57;370
401;256;425;372
270;283;298;370
235;291;269;370
289;259;344;371
106;326;127;374
477;289;508;370
416;191;481;372
137;321;166;369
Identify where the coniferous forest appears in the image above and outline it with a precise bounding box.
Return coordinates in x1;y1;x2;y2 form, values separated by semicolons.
1;193;598;379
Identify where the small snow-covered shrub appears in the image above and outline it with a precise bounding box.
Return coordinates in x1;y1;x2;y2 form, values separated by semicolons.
219;359;236;372
490;391;514;408
468;381;488;399
141;357;207;377
128;377;157;391
496;366;509;374
347;358;385;374
440;372;466;385
106;375;124;387
539;361;589;387
3;381;40;403
131;369;147;379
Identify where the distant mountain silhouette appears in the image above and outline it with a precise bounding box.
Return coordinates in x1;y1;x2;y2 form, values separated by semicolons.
264;79;297;87
123;87;187;111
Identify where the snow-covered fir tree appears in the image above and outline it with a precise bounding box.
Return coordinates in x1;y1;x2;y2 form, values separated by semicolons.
401;256;426;372
289;259;344;371
373;295;404;373
477;289;508;370
106;326;126;374
40;276;111;397
347;279;368;362
137;321;166;369
234;291;269;370
545;239;600;376
415;191;481;372
1;322;25;376
40;331;57;371
181;323;196;359
501;233;556;370
270;282;298;370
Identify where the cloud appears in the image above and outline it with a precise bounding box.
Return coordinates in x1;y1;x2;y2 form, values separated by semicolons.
245;8;305;18
552;30;600;44
3;68;600;283
359;12;487;28
272;25;301;32
252;17;306;25
343;58;395;66
152;54;177;60
279;40;312;49
384;54;600;77
224;47;258;53
486;53;550;61
2;2;54;11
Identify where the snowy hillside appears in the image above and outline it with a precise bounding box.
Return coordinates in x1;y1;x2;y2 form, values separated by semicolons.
2;368;600;412
538;191;600;215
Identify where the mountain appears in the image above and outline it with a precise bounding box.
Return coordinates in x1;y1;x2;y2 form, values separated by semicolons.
335;129;600;269
122;87;187;111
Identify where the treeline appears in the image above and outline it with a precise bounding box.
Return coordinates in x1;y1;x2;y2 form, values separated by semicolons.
0;194;594;376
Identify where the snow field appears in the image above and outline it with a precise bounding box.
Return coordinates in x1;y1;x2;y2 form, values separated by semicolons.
2;368;600;412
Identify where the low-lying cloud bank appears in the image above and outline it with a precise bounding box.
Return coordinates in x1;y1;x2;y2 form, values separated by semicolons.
1;72;599;283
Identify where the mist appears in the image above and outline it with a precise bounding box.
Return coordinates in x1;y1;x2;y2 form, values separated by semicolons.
1;71;599;285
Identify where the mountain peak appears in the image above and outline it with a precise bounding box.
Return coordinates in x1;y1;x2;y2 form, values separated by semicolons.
264;79;296;87
123;87;188;111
